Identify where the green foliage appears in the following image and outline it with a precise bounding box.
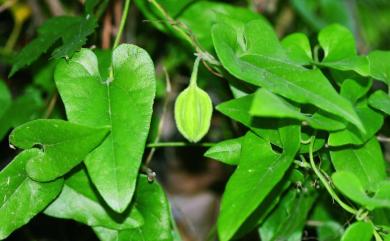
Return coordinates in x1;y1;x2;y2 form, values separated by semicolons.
55;44;156;213
0;149;63;239
10;16;97;76
2;1;390;241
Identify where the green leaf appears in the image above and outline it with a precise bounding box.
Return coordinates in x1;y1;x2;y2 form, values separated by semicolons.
0;87;44;140
318;24;369;76
368;51;390;84
328;103;383;146
0;149;63;239
218;124;300;241
340;78;372;104
9;119;110;182
204;136;243;165
55;44;156;212
250;89;347;131
250;89;305;120
44;168;143;230
341;221;373;241
330;137;386;190
211;20;364;132
368;90;390;115
0;79;11;118
332;172;390;210
259;186;317;241
10;16;97;76
178;1;262;50
281;33;312;65
216;94;283;147
92;175;173;241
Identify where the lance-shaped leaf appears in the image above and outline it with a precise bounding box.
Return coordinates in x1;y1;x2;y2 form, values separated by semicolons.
204;136;244;165
9;119;110;181
330;137;386;190
0;149;63;239
55;44;156;212
318;24;369;76
218;123;300;241
211;20;364;132
93;175;173;241
44;168;143;230
368;90;390;115
259;185;318;241
250;89;346;131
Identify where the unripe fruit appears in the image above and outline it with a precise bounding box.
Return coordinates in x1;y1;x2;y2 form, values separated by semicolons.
174;57;213;143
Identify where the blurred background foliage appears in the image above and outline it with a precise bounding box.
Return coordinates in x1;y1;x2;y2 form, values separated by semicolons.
0;0;390;240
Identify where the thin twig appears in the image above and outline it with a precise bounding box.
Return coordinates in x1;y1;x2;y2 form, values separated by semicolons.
112;0;131;49
43;92;58;119
377;135;390;143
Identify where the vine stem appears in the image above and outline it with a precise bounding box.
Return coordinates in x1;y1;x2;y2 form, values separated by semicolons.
113;0;131;49
308;135;357;215
146;142;215;148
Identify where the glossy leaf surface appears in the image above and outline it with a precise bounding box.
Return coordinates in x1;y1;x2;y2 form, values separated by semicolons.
204;136;243;165
93;175;173;241
0;149;63;239
55;44;156;212
44;168;143;230
330;137;386;190
218;123;300;241
212;19;364;132
368;90;390;115
341;221;373;241
9;119;110;181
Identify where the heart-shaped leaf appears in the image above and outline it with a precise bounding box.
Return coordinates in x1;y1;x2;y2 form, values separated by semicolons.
55;44;156;212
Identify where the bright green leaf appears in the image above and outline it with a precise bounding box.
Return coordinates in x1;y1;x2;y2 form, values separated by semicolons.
328;103;383;146
44;168;143;230
259;185;317;241
318;24;369;76
9;119;110;182
218;124;300;241
281;33;312;65
250;89;347;131
368;90;390;115
55;44;156;212
216;94;283;147
0;149;63;239
368;51;390;84
204;136;243;165
341;221;373;241
212;20;364;132
92;175;173;241
330;137;386;190
332;172;390;210
340;78;372;104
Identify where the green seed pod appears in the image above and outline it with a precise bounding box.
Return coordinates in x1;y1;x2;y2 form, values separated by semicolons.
174;57;213;143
